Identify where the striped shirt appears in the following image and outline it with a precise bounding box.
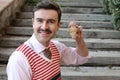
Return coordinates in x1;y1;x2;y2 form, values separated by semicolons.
7;34;90;80
16;42;61;80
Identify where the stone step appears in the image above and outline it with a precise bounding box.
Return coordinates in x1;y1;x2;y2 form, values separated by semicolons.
61;14;111;21
0;65;6;80
11;19;113;29
61;7;104;14
57;1;102;8
0;47;120;65
22;0;102;9
16;13;111;21
6;27;120;39
22;5;104;14
0;65;120;80
0;36;120;49
0;48;14;63
61;66;120;80
57;29;120;39
57;0;101;5
55;38;120;49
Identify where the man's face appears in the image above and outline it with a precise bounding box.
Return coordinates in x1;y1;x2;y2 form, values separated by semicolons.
32;9;60;46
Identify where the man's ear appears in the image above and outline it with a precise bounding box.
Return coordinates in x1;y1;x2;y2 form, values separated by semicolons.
57;22;61;31
32;18;34;28
32;18;34;24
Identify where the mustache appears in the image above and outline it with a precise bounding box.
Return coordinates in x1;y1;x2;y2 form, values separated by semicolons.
39;28;52;34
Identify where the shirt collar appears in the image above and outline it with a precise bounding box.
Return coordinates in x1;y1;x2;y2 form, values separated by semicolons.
29;34;47;54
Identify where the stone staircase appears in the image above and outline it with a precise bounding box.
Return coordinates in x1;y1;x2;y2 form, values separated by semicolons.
0;0;120;80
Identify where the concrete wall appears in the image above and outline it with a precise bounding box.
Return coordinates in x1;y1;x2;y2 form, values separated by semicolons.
0;0;25;36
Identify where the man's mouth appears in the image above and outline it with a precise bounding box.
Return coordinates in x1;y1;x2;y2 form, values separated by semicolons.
39;29;52;34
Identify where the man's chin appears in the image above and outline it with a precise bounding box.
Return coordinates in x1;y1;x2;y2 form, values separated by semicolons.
39;37;51;42
36;34;54;41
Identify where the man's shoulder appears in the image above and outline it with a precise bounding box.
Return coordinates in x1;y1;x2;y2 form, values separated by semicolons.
8;50;25;63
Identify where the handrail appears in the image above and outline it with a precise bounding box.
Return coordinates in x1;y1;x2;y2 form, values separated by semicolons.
0;0;25;35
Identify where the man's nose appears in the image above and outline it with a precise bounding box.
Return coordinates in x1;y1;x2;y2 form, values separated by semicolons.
41;21;49;30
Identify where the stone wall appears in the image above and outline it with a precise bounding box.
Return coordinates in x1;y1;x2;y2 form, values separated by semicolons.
0;0;25;36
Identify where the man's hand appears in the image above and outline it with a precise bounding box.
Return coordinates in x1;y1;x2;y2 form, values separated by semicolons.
68;21;88;57
68;21;84;40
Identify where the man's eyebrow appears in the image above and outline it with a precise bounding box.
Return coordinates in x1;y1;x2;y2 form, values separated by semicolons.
36;18;42;20
47;19;56;21
36;18;58;21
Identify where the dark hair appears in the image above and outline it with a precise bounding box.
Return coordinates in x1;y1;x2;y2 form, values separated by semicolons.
33;0;61;22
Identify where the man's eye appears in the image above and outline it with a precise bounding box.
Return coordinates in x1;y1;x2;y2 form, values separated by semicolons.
36;19;43;23
48;20;55;24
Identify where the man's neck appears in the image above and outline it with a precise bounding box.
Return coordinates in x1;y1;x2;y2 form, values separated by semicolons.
39;41;50;47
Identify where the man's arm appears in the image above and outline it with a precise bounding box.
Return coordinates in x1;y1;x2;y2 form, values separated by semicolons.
68;21;88;57
75;26;88;57
53;40;89;65
7;51;32;80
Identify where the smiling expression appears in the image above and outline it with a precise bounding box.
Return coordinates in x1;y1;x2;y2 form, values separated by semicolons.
32;9;61;46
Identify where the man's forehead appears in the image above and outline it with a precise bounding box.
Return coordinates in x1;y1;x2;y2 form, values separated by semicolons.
34;9;58;14
34;9;58;17
35;17;58;21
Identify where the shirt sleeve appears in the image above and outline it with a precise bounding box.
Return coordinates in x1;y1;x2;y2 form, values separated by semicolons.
53;40;90;65
6;51;32;80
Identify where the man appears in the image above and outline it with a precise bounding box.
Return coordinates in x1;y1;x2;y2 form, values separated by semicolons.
7;0;90;80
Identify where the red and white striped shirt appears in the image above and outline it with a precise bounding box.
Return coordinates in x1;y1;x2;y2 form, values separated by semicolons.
16;42;61;80
7;34;90;80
